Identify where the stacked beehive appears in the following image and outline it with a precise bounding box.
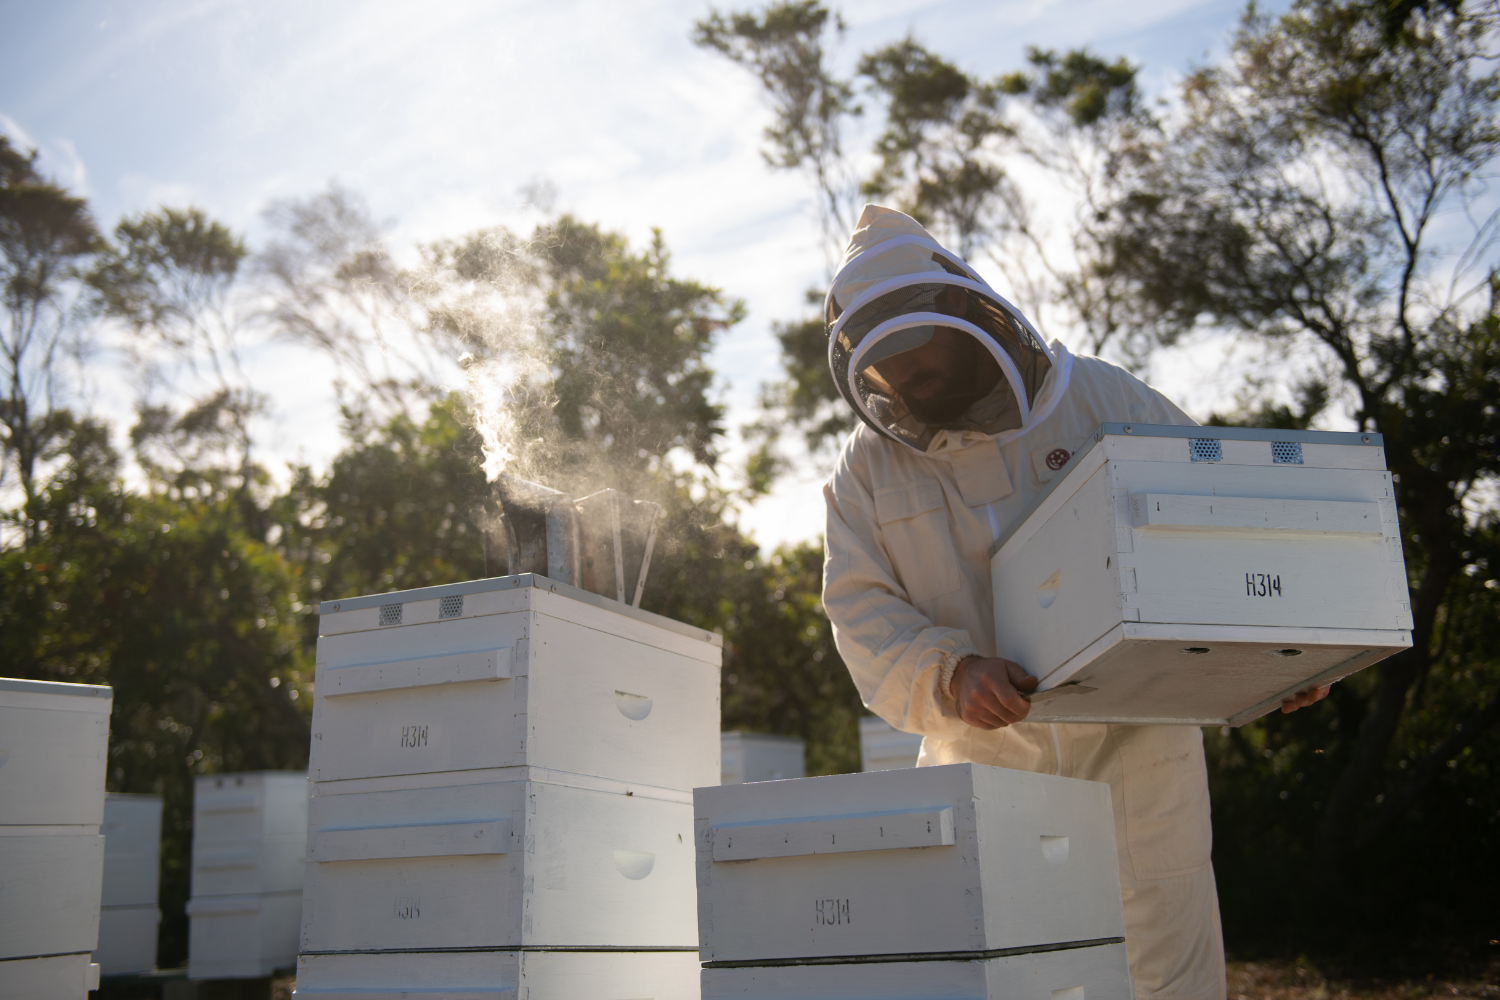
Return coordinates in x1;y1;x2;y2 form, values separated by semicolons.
96;793;164;974
719;732;805;785
695;763;1134;999
0;677;110;999
293;574;722;999
857;716;924;771
186;771;308;979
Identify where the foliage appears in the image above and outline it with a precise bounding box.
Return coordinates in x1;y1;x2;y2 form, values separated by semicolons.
0;136;98;523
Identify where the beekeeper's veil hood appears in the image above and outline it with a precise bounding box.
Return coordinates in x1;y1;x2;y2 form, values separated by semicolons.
826;205;1054;453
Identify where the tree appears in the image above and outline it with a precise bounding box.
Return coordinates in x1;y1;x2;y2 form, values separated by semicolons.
1092;0;1500;867
0;136;98;535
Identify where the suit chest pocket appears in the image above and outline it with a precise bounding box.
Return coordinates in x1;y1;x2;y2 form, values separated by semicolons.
874;479;964;605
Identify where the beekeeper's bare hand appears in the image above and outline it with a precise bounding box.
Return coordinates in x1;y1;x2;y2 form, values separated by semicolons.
1279;683;1332;714
950;655;1038;729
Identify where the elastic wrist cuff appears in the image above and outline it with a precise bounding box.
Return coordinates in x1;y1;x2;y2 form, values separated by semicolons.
940;646;982;701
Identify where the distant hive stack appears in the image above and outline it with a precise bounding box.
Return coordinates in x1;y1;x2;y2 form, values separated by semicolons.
293;574;722;1000
0;677;111;999
720;732;805;785
695;763;1134;999
186;771;308;980
857;716;923;771
96;793;163;974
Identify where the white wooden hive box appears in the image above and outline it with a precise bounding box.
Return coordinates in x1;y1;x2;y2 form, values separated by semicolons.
0;953;101;1000
102;793;163;907
193;771;308;844
0;826;106;960
991;423;1414;725
312;574;722;790
694;763;1123;964
94;903;160;975
299;768;697;953
702;940;1132;999
720;732;805;784
192;835;305;896
0;678;112;826
186;889;302;979
858;716;924;771
293;949;700;1000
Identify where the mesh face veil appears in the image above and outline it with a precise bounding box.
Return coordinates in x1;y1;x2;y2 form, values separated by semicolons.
826;232;1054;452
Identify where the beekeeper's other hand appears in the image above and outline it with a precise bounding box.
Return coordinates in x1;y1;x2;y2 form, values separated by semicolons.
949;655;1038;729
1279;683;1333;714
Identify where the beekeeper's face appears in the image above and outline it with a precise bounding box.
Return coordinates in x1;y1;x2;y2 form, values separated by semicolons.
870;325;1004;425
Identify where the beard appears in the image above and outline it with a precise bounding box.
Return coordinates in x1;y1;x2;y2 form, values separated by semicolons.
899;340;1003;425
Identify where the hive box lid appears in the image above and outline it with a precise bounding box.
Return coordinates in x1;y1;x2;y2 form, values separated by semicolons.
318;573;722;648
0;677;113;712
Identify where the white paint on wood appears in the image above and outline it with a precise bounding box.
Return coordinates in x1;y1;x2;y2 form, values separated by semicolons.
94;904;160;975
102;794;162;907
191;836;304;896
307;765;695;805
720;732;805;785
701;941;1133;999
310;819;510;862
1027;623;1408;725
193;772;308;844
0;953;101;1000
992;431;1413;726
300;774;697;952
694;763;1123;963
858;716;924;771
292;949;701;1000
186;889;301;979
0;679;112;826
321;648;513;697
1130;493;1381;534
310;607;719;790
712;806;955;861
0;830;106;960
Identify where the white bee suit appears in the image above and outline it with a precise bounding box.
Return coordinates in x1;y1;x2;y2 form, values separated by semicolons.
821;206;1227;1000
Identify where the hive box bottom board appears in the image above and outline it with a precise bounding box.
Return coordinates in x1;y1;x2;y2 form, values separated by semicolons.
293;949;700;1000
1023;622;1405;726
0;953;101;1000
187;890;301;979
702;942;1132;1000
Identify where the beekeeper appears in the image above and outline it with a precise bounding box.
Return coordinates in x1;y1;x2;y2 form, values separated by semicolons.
822;205;1328;1000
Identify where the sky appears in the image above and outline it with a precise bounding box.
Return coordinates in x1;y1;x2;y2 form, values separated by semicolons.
0;0;1290;547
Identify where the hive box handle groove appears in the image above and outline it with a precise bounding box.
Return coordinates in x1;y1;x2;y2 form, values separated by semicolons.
321;648;513;697
1130;494;1382;534
310;819;511;862
712;806;955;861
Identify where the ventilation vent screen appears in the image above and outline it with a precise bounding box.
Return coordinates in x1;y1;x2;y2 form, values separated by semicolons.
1188;438;1223;463
378;603;403;626
439;595;464;620
1271;441;1304;464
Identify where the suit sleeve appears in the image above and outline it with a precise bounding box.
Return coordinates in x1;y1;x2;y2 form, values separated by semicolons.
821;439;976;742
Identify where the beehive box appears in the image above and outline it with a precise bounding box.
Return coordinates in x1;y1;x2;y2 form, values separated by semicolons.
94;904;160;975
312;575;722;790
721;732;805;784
702;940;1132;999
299;768;696;952
992;423;1414;725
193;771;308;844
0;678;112;826
0;827;106;959
858;716;923;771
694;763;1123;964
0;953;101;1000
293;949;700;999
192;836;305;896
186;890;302;979
101;793;163;907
